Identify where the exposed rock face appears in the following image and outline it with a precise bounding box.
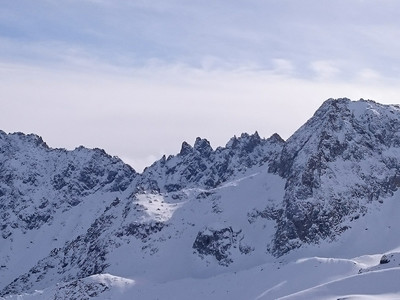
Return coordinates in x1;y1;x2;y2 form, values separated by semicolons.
0;131;137;238
138;131;284;192
270;98;400;255
2;98;400;297
193;226;253;266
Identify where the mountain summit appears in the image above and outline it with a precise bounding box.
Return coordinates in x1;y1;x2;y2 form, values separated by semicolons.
269;98;400;255
1;98;400;299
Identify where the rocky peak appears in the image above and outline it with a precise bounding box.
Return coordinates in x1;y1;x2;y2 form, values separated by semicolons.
269;98;400;256
267;133;285;144
193;137;213;156
226;132;262;153
17;133;49;149
179;141;193;156
0;131;50;156
313;97;350;113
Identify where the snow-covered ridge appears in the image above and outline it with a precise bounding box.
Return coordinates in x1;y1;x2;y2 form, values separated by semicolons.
138;131;284;192
269;98;400;255
1;98;400;299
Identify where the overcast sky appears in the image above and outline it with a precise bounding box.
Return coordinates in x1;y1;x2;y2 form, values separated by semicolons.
2;0;400;171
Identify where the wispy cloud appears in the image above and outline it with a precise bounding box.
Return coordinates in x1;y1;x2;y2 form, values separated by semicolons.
3;0;400;73
310;60;341;80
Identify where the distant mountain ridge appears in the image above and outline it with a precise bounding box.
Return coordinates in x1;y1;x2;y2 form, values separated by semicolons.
1;98;400;299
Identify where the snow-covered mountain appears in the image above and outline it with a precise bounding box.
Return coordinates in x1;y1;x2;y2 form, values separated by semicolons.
1;98;400;299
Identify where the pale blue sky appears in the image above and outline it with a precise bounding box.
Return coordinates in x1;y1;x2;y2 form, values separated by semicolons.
1;0;400;170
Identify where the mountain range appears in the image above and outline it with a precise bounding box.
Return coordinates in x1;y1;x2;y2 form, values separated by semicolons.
1;98;400;299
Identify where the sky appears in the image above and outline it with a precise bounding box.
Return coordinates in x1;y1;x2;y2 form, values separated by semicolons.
2;0;400;171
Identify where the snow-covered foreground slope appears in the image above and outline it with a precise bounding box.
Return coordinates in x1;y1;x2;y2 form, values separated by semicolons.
2;98;400;299
3;178;400;300
3;253;400;299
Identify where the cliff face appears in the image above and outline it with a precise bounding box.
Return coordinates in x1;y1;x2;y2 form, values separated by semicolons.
2;98;400;298
269;98;400;255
